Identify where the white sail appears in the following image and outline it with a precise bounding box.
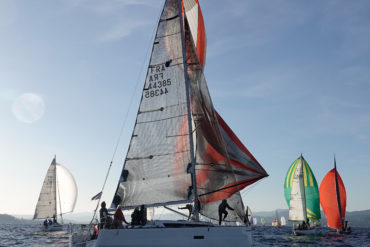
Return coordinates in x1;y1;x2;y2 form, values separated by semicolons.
34;159;57;219
56;164;78;214
253;217;257;226
280;216;286;226
288;158;307;222
34;157;77;220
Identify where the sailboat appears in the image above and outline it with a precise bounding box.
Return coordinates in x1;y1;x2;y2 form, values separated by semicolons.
253;217;257;226
261;217;266;226
319;157;350;233
70;0;268;246
284;155;321;235
280;216;286;226
272;210;280;227
33;156;78;231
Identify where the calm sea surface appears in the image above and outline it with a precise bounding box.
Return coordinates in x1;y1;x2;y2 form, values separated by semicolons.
0;224;369;246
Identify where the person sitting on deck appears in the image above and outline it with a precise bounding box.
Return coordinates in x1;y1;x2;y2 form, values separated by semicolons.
218;199;234;225
139;205;147;226
131;207;141;226
113;206;129;229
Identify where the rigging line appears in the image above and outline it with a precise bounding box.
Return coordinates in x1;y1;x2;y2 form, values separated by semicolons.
85;2;164;238
241;179;262;198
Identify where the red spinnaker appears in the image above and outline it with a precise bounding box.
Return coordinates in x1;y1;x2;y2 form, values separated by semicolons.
319;169;346;229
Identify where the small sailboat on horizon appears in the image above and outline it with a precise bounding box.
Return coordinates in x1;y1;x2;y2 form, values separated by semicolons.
319;156;350;234
33;156;78;231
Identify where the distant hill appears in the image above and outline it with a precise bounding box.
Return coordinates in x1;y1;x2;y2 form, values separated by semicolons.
0;214;35;224
253;209;370;227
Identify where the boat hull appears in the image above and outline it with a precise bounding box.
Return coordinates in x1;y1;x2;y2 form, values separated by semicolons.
43;224;64;232
293;228;322;236
71;225;251;247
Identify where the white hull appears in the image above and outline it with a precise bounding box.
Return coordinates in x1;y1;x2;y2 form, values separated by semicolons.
71;221;252;247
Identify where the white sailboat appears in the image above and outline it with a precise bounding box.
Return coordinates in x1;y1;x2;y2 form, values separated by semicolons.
280;216;286;226
253;217;257;226
70;0;268;246
286;155;321;235
33;156;78;231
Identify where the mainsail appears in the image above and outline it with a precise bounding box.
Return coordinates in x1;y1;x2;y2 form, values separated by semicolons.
287;156;306;222
34;157;78;220
34;158;57;219
111;0;268;223
284;155;321;221
319;159;346;230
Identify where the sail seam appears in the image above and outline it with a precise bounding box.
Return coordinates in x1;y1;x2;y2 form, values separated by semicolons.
136;114;187;124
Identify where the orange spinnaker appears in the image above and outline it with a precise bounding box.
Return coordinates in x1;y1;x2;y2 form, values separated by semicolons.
319;169;346;229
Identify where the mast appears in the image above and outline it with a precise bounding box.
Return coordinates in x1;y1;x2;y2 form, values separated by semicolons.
333;155;344;229
53;156;58;222
178;0;199;221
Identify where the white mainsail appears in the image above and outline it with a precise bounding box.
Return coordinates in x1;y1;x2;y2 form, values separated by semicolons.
34;157;77;220
288;157;307;222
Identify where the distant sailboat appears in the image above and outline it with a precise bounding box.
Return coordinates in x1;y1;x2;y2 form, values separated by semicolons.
261;217;266;226
280;216;286;226
319;157;350;233
253;217;257;226
272;210;280;227
33;156;78;231
284;155;321;235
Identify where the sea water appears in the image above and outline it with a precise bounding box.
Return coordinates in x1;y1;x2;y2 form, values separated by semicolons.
0;224;369;246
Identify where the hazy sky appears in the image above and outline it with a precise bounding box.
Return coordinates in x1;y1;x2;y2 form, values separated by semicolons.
1;0;370;215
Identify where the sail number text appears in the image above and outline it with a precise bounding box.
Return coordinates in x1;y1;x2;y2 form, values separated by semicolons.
144;65;172;98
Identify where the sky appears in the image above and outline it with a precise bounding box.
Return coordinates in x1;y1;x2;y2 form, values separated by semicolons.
1;0;370;216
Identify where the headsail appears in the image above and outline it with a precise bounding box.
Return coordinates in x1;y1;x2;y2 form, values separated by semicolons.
183;0;206;68
319;160;346;230
56;164;78;214
284;155;321;221
183;0;267;223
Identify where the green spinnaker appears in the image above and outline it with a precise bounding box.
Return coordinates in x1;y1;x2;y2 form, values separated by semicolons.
284;156;321;220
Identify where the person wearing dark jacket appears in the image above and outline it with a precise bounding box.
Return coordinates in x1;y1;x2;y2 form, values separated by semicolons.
218;199;234;225
99;201;111;229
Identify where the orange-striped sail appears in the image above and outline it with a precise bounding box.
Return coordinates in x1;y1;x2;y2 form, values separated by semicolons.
319;158;346;230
